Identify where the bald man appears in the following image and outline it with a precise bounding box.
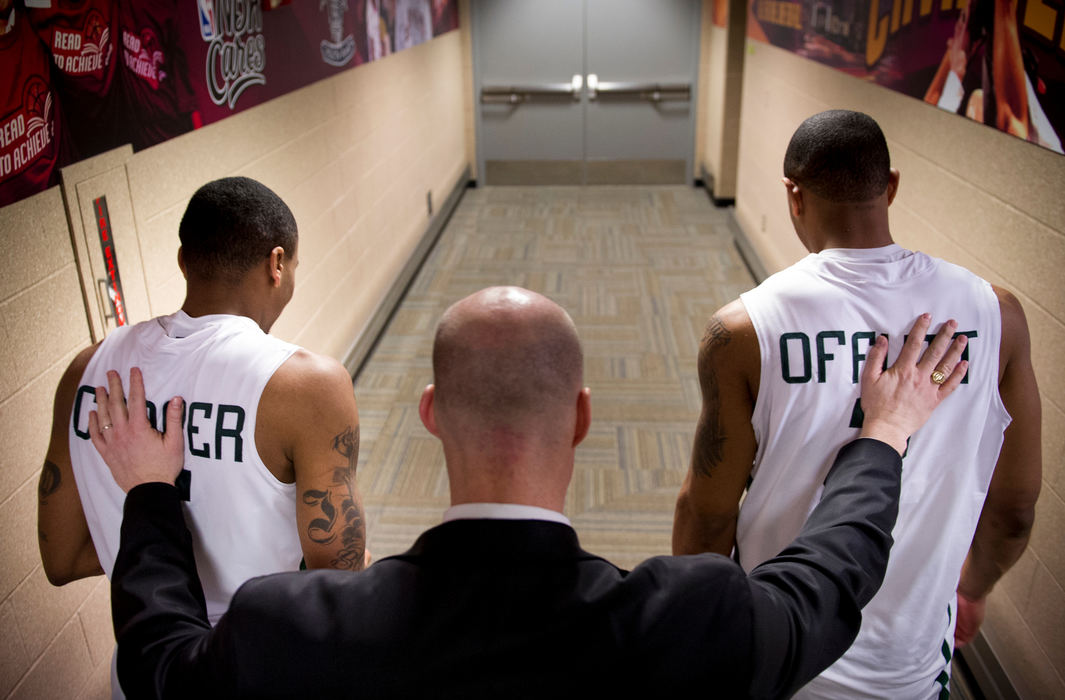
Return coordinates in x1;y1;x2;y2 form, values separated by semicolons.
94;287;967;699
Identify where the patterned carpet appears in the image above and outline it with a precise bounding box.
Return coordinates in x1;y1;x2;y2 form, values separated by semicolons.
354;186;755;569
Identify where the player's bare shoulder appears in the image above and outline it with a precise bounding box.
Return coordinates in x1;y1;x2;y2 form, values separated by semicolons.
701;300;755;350
256;349;358;482
50;341;103;444
272;349;354;396
60;343;102;396
991;284;1033;382
699;299;760;395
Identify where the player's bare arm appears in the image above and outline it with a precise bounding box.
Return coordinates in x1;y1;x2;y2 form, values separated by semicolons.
38;343;104;585
956;287;1041;646
257;350;368;571
672;299;761;556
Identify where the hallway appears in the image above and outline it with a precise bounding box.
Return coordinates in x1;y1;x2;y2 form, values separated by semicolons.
354;185;754;568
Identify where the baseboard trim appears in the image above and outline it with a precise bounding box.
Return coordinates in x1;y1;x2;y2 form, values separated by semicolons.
697;164;735;208
953;632;1021;700
343;165;470;379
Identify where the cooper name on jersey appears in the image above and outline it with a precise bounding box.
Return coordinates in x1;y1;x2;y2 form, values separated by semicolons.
71;385;247;461
777;329;977;384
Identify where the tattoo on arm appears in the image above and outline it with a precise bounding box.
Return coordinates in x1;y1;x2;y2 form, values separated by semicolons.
694;316;731;478
38;460;61;504
301;425;367;570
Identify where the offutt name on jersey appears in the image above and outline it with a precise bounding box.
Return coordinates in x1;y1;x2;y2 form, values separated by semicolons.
71;386;247;461
777;330;977;384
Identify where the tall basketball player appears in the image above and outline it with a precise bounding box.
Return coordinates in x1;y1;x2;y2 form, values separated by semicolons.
672;111;1041;699
37;176;368;697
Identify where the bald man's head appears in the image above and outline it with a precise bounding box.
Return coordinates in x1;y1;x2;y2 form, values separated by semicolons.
432;287;583;432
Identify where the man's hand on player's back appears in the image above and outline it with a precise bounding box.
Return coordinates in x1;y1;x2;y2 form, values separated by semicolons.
89;368;184;492
858;314;969;455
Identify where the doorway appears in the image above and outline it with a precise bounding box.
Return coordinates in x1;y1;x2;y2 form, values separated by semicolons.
472;0;702;185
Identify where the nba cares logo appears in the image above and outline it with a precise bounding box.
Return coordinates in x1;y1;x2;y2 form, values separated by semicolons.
198;0;217;41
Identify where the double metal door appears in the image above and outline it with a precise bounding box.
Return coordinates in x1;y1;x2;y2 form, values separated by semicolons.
473;0;701;185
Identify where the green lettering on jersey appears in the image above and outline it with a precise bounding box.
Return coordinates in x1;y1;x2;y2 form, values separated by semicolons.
849;397;865;428
187;402;213;458
72;385;96;439
780;332;812;383
816;331;845;383
851;332;877;383
215;404;245;462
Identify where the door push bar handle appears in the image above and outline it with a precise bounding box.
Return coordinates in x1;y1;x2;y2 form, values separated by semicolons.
481;75;583;104
480;76;690;104
587;76;691;102
97;277;117;322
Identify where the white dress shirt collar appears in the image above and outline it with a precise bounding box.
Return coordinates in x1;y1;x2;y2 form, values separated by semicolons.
443;503;572;527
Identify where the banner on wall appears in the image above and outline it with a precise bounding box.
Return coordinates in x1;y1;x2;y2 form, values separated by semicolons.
93;195;128;327
746;0;1065;154
0;0;459;209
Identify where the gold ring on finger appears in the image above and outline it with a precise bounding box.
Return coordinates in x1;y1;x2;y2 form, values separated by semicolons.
930;370;946;385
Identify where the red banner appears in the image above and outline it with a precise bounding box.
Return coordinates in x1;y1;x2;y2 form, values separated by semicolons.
0;0;460;208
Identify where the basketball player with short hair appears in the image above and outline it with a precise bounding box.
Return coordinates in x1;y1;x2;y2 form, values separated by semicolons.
38;176;368;697
672;110;1042;699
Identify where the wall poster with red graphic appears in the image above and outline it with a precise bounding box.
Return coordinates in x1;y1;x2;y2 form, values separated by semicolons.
0;0;460;208
746;0;1065;154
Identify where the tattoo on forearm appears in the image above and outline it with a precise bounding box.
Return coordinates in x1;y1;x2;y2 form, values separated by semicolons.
694;316;730;478
301;425;367;570
38;460;61;504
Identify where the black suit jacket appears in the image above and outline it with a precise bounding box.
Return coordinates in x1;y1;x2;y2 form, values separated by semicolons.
112;439;901;699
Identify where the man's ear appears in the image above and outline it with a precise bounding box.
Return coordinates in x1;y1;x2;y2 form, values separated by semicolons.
572;387;591;448
419;384;439;437
782;177;803;218
886;168;901;205
268;246;285;288
177;247;187;279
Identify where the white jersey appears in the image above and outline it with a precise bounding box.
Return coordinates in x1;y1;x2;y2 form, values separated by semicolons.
738;245;1009;699
69;311;302;624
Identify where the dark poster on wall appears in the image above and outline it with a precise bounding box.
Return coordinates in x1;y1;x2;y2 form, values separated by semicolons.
747;0;1065;154
0;0;459;209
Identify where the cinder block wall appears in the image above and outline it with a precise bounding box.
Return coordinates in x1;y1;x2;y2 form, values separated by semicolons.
734;40;1065;697
0;27;470;699
0;188;113;698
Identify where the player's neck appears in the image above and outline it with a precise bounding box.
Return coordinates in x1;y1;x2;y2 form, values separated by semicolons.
806;204;894;252
181;284;273;332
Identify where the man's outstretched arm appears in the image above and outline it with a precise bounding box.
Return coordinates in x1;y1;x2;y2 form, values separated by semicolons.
258;351;369;571
673;300;760;555
91;369;233;698
955;287;1041;646
38;343;104;585
747;315;970;699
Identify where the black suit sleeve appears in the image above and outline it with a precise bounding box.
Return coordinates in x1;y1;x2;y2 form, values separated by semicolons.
111;483;235;699
745;438;902;699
